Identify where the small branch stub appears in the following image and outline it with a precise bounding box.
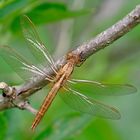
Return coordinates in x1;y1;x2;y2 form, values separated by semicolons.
17;100;38;114
0;82;14;98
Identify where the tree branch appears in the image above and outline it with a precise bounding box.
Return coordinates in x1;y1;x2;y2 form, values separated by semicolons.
0;5;140;112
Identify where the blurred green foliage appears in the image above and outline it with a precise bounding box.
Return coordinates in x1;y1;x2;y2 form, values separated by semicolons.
0;0;140;140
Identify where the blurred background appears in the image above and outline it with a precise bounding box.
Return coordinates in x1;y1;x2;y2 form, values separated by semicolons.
0;0;140;140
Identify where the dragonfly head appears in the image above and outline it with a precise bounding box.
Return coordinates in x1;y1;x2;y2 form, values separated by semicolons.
66;52;82;66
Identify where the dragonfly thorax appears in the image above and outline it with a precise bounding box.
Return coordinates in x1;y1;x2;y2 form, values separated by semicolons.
66;52;81;66
54;61;74;85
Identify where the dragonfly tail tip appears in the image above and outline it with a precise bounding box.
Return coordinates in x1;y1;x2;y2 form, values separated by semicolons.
31;124;36;131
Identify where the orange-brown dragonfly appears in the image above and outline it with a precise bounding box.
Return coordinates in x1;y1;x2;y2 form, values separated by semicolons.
0;16;137;130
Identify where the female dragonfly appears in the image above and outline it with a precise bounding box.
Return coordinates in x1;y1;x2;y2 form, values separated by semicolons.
0;16;136;130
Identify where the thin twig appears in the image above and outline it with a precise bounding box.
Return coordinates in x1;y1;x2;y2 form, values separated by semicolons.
0;5;140;112
17;100;38;114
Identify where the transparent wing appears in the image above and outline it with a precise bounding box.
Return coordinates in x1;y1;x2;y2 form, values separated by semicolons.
0;45;52;81
0;15;56;81
59;87;121;119
67;79;137;97
21;15;57;73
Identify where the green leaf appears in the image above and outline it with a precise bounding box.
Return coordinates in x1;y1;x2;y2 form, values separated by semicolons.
10;2;92;32
74;119;122;140
35;113;92;140
27;3;91;24
0;113;7;140
0;0;33;20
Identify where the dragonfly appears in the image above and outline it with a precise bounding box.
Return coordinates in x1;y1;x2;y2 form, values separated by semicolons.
0;16;137;130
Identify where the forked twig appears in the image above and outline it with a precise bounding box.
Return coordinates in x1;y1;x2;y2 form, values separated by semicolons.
0;5;140;112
